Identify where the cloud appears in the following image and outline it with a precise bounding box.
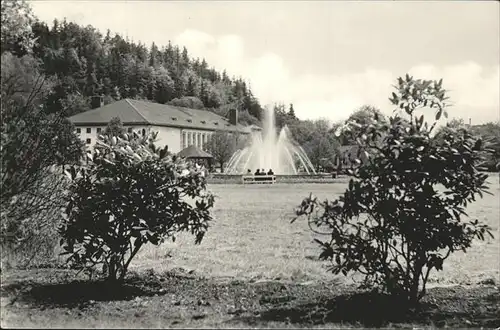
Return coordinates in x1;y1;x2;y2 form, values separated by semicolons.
174;29;499;125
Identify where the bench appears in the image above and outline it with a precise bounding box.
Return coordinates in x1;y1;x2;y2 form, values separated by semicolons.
242;175;276;184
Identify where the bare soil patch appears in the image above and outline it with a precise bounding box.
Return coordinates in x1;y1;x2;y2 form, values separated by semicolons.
1;268;499;328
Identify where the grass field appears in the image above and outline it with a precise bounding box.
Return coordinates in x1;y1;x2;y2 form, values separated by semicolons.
2;177;499;328
136;177;500;286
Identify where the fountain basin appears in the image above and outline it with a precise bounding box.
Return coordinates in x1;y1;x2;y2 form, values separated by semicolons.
207;173;349;184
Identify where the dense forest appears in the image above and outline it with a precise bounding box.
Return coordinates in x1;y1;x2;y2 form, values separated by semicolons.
3;1;264;126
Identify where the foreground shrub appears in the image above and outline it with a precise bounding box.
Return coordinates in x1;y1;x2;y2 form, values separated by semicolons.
60;131;215;282
1;52;83;269
294;75;494;306
1;168;69;269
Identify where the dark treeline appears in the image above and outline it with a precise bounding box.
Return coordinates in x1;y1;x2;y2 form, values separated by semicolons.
18;18;263;125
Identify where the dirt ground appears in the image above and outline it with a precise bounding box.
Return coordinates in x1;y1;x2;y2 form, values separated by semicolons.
1;267;499;329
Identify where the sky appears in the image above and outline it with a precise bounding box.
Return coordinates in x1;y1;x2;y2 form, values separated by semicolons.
30;0;500;124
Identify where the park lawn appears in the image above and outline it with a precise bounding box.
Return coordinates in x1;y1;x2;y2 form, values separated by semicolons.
1;178;499;328
135;179;500;286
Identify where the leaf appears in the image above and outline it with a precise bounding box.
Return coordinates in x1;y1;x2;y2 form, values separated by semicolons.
435;110;442;121
64;169;72;180
334;126;343;137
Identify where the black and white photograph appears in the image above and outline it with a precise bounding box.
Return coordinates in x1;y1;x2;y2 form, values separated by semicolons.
1;0;499;328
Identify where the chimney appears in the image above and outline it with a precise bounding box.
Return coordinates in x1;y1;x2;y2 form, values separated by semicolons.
91;95;104;109
229;108;238;126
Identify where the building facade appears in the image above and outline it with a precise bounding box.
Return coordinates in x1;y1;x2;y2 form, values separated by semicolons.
68;97;251;154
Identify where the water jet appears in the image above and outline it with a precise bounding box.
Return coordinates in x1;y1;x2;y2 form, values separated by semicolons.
226;107;316;175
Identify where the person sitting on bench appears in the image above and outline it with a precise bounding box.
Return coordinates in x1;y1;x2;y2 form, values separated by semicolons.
254;169;261;181
267;169;274;176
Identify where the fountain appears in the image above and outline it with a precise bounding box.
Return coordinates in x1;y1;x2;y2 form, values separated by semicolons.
225;107;317;175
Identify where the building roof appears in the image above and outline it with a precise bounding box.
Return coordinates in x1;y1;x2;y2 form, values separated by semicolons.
177;145;213;159
68;99;250;134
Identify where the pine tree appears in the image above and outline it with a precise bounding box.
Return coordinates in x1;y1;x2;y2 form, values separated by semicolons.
149;42;159;67
186;76;196;96
288;103;296;119
181;46;189;68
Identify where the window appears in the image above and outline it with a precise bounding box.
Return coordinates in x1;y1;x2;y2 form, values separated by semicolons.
76;128;81;134
96;127;102;133
188;132;192;146
86;127;91;133
182;132;187;148
187;119;193;123
86;138;91;144
171;117;177;121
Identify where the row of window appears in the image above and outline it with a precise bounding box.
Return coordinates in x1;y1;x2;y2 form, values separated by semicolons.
181;131;211;150
76;127;138;134
76;127;102;134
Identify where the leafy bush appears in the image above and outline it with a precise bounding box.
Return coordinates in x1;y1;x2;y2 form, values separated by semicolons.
294;75;494;306
1;51;84;269
1;167;69;268
59;131;215;282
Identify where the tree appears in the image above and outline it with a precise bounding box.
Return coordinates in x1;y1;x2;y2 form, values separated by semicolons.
303;119;339;171
205;131;240;172
469;122;500;171
287;120;316;147
104;117;125;137
60;131;215;282
294;75;494;306
1;52;84;205
152;66;174;104
60;92;91;116
434;119;500;172
273;103;288;129
336;105;387;145
288;103;296;119
168;96;205;109
186;76;197;96
1;0;37;55
1;51;84;266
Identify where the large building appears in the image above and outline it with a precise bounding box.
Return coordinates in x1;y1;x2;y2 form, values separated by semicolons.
68;97;252;154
